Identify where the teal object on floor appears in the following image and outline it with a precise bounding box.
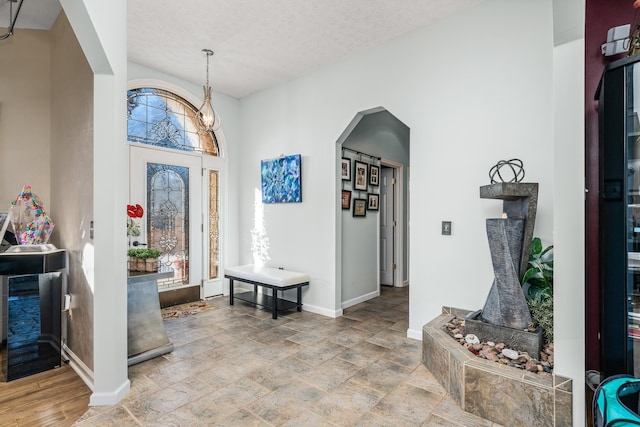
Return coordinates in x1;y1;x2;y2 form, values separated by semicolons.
594;374;640;426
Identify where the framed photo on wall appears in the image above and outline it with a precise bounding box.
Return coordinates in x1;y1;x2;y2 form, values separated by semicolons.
354;161;368;191
367;193;379;211
341;158;351;181
369;165;379;186
341;190;351;210
353;198;367;217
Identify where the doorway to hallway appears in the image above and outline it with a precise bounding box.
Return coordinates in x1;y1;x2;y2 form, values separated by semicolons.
337;107;409;311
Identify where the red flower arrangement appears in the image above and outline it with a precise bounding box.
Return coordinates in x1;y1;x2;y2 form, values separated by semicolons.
126;204;144;237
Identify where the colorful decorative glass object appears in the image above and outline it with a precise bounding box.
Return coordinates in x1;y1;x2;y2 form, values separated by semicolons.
8;184;55;245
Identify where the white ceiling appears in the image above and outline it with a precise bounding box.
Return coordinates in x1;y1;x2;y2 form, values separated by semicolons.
5;0;484;98
0;0;60;31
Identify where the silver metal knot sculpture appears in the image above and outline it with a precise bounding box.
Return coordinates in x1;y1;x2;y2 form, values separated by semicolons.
489;158;525;184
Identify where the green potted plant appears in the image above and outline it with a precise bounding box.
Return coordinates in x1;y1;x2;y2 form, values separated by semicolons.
127;248;162;272
522;237;554;343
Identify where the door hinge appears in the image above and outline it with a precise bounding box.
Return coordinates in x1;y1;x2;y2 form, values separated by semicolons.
392;178;396;185
202;168;205;176
201;223;204;232
392;263;397;270
392;220;397;227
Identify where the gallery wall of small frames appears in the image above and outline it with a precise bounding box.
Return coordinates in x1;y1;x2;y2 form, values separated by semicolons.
340;148;380;217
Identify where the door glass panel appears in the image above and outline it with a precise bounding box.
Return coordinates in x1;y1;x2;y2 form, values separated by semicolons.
627;63;640;376
209;170;219;280
147;162;189;288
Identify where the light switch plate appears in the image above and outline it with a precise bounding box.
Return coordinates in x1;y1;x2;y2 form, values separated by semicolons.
442;221;451;235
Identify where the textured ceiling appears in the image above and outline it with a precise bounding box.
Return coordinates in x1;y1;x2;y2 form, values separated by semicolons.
5;0;484;99
0;0;60;31
128;0;484;98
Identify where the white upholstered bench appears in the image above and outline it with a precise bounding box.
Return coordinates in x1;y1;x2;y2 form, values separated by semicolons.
224;265;310;319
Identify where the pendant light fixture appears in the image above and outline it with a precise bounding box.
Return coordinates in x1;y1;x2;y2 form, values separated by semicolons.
195;48;221;133
0;0;25;41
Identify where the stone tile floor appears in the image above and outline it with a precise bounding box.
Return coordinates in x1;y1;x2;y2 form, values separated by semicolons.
75;286;503;426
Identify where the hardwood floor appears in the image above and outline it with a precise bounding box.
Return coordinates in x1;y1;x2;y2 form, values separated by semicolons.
0;364;90;427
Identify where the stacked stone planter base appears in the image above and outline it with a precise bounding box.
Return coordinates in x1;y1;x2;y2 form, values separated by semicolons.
422;307;572;427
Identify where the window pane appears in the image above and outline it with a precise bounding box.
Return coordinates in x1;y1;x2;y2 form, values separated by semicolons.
127;88;219;156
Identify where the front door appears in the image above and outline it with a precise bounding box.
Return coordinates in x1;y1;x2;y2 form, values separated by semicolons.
130;145;204;299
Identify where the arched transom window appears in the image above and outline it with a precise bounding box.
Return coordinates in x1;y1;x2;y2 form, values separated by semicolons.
127;87;219;156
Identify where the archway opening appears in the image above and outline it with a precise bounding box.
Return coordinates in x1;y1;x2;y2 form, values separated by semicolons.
336;107;410;311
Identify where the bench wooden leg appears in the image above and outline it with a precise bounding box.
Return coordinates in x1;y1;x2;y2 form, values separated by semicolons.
229;279;234;305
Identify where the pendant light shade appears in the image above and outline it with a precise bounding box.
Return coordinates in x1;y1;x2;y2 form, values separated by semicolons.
196;49;221;132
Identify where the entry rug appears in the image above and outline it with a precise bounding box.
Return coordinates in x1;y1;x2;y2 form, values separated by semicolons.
161;300;214;319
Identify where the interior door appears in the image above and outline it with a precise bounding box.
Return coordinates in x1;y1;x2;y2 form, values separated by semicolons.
130;145;203;293
380;166;394;286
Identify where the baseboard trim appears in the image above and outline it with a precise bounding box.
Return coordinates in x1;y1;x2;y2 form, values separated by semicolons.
63;344;131;405
341;290;379;310
63;343;94;391
89;379;131;406
303;303;342;318
407;328;422;341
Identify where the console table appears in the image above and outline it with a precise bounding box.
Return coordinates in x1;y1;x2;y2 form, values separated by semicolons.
127;270;174;365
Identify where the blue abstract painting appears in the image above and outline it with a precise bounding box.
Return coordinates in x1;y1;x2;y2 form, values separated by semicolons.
261;154;302;203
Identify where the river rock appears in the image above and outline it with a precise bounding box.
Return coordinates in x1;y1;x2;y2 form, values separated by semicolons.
502;348;519;360
485;352;499;361
465;334;480;344
525;361;538;372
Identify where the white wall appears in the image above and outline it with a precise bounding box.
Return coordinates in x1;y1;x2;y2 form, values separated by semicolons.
553;37;585;427
60;0;129;405
409;1;555;337
551;0;585;423
239;0;555;323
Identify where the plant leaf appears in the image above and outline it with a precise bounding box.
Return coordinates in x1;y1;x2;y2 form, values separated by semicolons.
522;267;539;284
540;244;554;257
530;237;542;255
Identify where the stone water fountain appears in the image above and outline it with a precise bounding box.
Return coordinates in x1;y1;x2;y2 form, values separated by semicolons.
464;167;543;357
421;160;572;426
